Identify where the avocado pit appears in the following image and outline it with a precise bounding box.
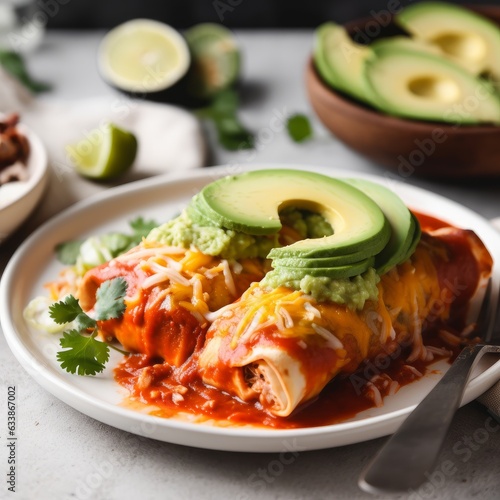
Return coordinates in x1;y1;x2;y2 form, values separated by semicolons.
430;32;487;63
407;75;461;103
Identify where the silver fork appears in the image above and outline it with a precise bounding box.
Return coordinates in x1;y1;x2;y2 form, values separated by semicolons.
359;279;500;495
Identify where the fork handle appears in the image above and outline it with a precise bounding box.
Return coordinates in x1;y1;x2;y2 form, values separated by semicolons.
359;344;500;494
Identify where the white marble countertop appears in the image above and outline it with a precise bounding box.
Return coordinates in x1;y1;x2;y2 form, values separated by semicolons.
1;31;500;500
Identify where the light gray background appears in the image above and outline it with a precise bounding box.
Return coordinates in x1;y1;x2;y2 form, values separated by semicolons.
1;31;500;500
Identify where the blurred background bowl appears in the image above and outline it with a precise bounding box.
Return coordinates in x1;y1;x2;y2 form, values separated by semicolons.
305;5;500;179
0;123;48;244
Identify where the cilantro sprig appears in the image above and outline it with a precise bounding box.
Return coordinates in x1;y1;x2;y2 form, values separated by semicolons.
49;277;129;376
0;50;51;93
196;89;254;151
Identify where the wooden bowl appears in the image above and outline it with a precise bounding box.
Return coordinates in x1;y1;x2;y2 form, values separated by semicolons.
305;6;500;178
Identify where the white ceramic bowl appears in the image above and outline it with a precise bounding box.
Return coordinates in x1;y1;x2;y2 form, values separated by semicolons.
0;123;48;244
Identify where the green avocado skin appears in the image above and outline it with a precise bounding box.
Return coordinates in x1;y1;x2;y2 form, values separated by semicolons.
271;248;369;269
343;178;416;274
185;23;241;100
313;22;375;105
269;257;375;280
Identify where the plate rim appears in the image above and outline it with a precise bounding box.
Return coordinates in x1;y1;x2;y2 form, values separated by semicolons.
2;163;499;452
0;121;49;240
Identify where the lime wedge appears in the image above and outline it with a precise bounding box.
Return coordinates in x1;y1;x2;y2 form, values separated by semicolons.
66;123;138;181
185;23;240;99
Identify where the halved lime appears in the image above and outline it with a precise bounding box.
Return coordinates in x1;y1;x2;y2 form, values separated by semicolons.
185;23;240;99
66;123;138;181
98;19;191;95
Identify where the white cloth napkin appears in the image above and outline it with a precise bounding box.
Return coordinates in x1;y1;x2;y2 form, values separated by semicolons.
477;217;500;419
0;66;206;224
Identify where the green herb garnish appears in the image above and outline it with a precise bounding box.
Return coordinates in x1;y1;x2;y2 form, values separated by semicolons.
50;277;128;376
94;278;127;321
129;216;159;240
196;89;253;151
57;330;110;376
55;216;159;266
286;114;313;143
0;50;51;93
55;240;83;266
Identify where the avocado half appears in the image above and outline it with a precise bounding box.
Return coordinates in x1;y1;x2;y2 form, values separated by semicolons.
184;23;240;101
364;46;500;125
98;19;193;106
396;2;500;79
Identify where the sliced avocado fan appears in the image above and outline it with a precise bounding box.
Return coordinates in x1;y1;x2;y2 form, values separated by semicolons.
371;35;443;57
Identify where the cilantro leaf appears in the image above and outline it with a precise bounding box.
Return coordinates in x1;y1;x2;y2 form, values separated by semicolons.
52;279;129;376
211;88;239;115
0;50;51;93
55;240;83;265
286;114;313;143
57;330;109;376
100;233;132;255
73;313;97;332
55;216;160;266
196;88;254;151
49;296;84;324
94;278;128;321
129;217;158;242
213;115;254;151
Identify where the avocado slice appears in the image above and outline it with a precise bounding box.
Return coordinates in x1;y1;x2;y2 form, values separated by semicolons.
314;22;375;104
364;46;500;124
200;170;390;260
344;178;415;274
186;194;220;227
396;2;500;79
400;212;422;264
371;36;443;57
268;257;375;280
271;248;369;269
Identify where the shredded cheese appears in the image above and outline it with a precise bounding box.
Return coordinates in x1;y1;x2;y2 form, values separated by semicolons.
221;260;237;297
312;323;343;350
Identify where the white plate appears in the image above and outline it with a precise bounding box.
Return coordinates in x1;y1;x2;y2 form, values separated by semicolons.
1;165;500;453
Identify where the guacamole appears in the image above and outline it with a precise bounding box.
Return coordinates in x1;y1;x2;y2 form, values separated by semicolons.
147;211;279;260
279;207;333;239
147;208;379;309
261;267;380;310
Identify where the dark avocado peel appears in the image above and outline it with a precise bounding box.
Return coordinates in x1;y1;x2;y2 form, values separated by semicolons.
97;19;193;105
185;23;240;101
98;20;241;108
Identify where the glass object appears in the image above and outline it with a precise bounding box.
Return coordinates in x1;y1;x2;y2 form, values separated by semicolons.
0;0;46;53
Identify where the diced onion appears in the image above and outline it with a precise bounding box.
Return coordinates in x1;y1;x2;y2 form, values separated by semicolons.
23;297;70;333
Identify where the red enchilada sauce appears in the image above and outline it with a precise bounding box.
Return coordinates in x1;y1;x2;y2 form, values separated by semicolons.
113;211;484;429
